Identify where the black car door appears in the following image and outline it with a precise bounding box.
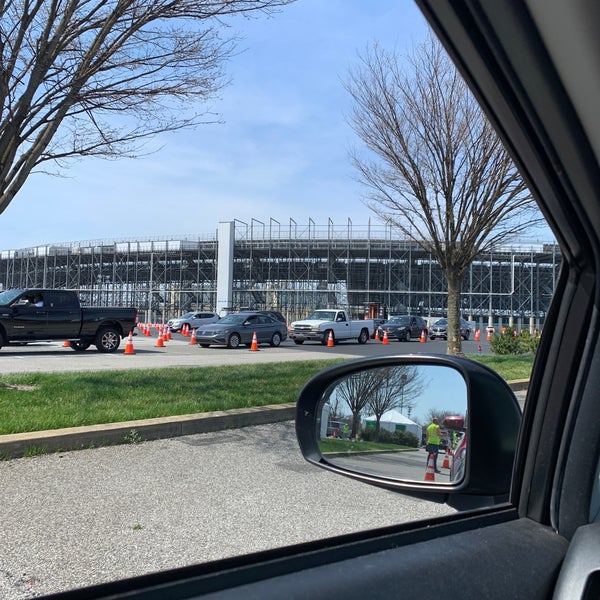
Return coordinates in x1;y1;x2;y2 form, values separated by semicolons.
44;290;82;339
6;295;47;339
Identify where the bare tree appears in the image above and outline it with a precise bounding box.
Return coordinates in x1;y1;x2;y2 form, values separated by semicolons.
331;370;380;439
366;365;422;440
0;0;292;215
346;34;542;355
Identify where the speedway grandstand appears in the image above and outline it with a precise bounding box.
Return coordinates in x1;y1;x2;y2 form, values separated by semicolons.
0;219;559;330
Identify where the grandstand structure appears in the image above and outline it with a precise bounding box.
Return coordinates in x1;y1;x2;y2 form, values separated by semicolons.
0;219;559;330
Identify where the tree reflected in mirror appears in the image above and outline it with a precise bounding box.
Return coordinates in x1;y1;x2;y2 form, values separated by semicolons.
317;365;468;485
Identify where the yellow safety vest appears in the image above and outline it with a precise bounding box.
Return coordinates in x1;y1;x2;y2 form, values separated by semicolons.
427;423;440;445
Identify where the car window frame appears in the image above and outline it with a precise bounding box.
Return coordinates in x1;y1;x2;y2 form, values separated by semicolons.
417;0;599;537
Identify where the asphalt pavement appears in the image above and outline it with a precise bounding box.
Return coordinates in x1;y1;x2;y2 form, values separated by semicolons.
0;333;526;598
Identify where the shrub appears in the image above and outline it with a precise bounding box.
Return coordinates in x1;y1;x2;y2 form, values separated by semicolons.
361;427;419;447
490;326;540;355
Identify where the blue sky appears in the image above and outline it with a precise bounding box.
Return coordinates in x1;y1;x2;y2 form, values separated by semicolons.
0;1;552;251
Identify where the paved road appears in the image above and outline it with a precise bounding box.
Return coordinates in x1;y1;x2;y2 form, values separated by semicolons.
0;332;511;598
0;421;454;599
0;331;494;375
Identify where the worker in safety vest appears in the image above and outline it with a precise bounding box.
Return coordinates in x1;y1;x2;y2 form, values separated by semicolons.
426;417;442;473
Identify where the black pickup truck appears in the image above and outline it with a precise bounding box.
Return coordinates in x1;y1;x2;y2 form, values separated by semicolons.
0;289;138;353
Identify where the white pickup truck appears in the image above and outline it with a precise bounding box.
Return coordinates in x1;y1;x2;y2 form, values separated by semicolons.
288;309;375;345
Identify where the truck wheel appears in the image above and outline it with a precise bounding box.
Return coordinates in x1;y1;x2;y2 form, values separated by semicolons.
293;339;304;345
227;332;241;349
95;327;121;353
322;330;334;346
270;332;282;347
69;340;91;352
358;329;369;344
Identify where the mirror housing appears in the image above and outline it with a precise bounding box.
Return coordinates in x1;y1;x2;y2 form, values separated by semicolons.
296;354;521;505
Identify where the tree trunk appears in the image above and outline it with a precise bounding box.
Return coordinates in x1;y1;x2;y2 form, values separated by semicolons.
375;417;381;441
446;271;464;356
351;412;361;439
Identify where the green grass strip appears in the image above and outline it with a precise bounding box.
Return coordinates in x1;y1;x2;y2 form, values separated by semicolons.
470;354;534;381
0;360;344;435
0;354;533;435
319;438;416;453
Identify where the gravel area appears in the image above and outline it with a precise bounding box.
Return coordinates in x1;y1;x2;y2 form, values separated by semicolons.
0;421;453;598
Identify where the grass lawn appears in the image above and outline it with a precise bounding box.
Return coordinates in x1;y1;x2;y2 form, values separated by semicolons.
0;354;534;435
319;437;417;454
470;354;534;381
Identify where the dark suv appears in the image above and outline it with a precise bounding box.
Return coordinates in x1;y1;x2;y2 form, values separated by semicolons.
376;315;428;342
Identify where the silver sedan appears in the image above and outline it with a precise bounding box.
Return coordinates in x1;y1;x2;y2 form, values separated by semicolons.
195;312;288;349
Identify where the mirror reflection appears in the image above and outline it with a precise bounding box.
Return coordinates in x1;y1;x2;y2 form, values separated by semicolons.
317;365;468;485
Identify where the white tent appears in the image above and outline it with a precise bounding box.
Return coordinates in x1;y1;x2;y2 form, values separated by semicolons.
362;409;421;441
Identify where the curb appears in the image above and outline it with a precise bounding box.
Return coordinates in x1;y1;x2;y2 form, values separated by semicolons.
0;403;296;459
0;380;528;459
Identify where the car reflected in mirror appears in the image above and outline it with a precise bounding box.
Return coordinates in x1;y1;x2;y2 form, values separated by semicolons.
316;365;468;485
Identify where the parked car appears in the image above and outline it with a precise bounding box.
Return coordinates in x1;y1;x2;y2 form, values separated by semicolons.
0;288;137;353
326;420;347;438
254;310;287;324
428;317;472;341
376;315;428;341
166;311;219;332
195;311;287;348
443;415;467;480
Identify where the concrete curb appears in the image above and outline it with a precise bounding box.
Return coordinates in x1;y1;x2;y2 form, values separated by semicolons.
0;403;296;458
0;380;527;459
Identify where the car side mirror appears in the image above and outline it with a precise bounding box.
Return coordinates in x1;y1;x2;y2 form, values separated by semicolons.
296;354;521;507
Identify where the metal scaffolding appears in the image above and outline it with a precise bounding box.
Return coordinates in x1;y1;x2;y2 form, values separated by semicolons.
0;220;559;328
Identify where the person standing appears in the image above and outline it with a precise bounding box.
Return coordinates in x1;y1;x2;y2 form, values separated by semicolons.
426;417;442;473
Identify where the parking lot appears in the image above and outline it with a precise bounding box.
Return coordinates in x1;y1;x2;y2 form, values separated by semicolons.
0;330;493;375
0;332;461;598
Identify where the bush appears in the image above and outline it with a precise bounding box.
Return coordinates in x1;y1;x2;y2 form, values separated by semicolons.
490;326;540;355
361;427;419;447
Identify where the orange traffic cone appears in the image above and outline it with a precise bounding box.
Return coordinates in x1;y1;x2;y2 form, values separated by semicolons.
155;331;164;347
162;328;169;343
144;324;151;337
487;329;492;342
182;323;189;337
442;453;450;469
250;331;259;351
189;328;197;345
475;329;480;341
382;330;389;345
327;331;335;347
374;328;379;341
420;329;426;343
63;340;70;347
424;453;436;481
124;332;135;355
